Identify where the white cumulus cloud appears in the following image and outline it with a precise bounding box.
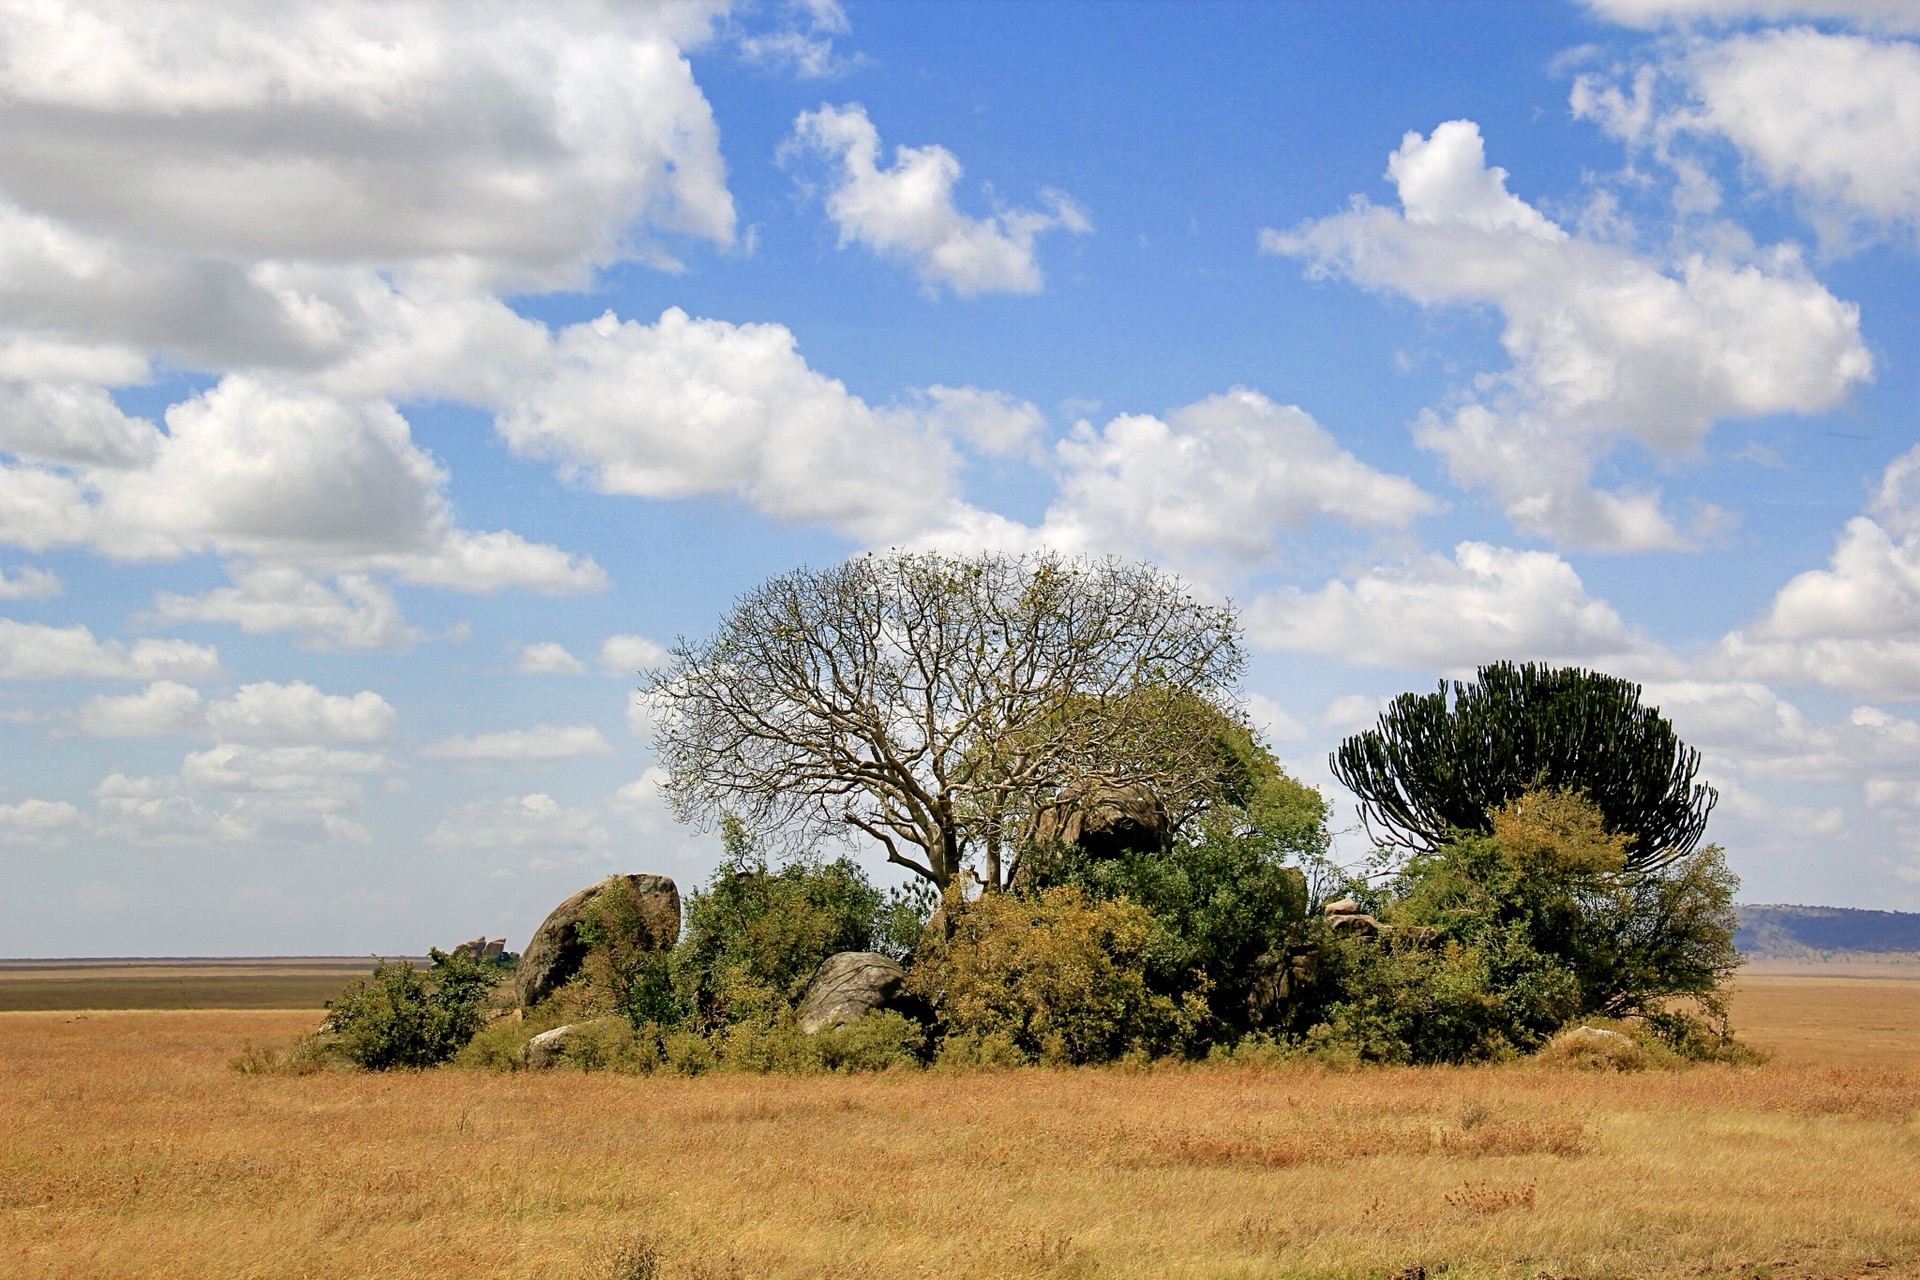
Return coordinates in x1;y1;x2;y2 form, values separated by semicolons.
518;642;588;676
147;566;426;651
423;724;613;761
0;377;604;594
1247;541;1663;672
498;306;1006;544
424;791;609;853
0;565;59;600
71;680;205;737
0;797;86;845
0;617;219;680
206;681;396;745
1578;27;1920;256
69;677;397;742
1584;0;1920;33
785;103;1090;296
1036;389;1436;568
1263;119;1872;550
0;0;735;292
94;743;388;845
1705;445;1920;696
600;633;673;675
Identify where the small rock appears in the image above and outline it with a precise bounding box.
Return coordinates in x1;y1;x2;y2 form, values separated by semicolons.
521;1023;577;1069
1539;1023;1644;1071
520;1016;631;1068
798;951;906;1035
480;938;505;962
1323;897;1363;916
1562;1024;1635;1051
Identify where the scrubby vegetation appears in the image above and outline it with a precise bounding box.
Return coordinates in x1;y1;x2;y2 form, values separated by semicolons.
320;948;503;1070
292;761;1750;1078
1306;789;1747;1065
272;551;1754;1079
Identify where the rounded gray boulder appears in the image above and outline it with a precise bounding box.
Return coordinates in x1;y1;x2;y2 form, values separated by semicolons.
798;951;906;1035
516;873;680;1008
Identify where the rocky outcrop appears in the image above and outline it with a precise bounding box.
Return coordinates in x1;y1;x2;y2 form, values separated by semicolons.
1538;1023;1644;1071
447;936;505;962
1026;784;1169;861
1321;898;1436;947
516;874;680;1008
798;951;906;1035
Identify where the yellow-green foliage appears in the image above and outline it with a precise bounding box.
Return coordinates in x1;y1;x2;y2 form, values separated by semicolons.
1324;786;1744;1064
910;885;1203;1065
1488;787;1631;877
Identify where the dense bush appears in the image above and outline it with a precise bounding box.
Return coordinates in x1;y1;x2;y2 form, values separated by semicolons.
323;948;500;1070
1022;723;1321;1049
667;821;932;1033
907;885;1201;1065
1310;788;1742;1064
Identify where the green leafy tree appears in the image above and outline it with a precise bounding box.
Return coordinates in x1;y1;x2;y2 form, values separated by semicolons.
1332;662;1716;871
1315;788;1742;1064
323;948;499;1070
669;819;908;1030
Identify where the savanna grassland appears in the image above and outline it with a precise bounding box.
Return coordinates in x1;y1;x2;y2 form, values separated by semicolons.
0;958;394;1013
3;975;1916;1280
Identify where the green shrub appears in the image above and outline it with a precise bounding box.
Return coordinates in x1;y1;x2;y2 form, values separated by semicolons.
452;1018;534;1071
910;885;1200;1065
1310;924;1579;1064
323;948;499;1070
1311;788;1746;1064
813;1010;925;1071
669;822;927;1031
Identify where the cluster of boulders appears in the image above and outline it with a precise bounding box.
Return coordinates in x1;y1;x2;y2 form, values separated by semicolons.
1322;897;1435;946
447;936;506;962
509;871;919;1068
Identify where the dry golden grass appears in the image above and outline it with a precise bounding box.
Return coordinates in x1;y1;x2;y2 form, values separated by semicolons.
3;976;1917;1280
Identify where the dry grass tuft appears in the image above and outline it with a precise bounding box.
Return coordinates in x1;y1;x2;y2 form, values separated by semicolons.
2;976;1918;1279
1444;1177;1537;1215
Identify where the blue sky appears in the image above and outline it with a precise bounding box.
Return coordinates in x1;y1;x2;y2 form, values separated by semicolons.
3;0;1919;955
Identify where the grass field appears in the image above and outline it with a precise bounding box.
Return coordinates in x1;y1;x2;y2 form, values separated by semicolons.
3;974;1916;1280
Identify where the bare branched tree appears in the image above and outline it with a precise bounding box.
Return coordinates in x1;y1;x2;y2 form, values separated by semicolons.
646;551;1244;891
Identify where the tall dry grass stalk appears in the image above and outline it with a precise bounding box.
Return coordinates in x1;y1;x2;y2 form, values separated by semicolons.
2;977;1916;1279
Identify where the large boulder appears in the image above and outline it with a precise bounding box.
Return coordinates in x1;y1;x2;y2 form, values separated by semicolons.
798;951;906;1035
516;873;680;1008
1025;783;1169;861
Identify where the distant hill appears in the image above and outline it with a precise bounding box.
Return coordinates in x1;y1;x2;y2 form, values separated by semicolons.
1736;904;1920;959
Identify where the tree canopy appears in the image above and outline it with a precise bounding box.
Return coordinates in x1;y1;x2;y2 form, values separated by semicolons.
646;550;1244;890
1330;662;1716;871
